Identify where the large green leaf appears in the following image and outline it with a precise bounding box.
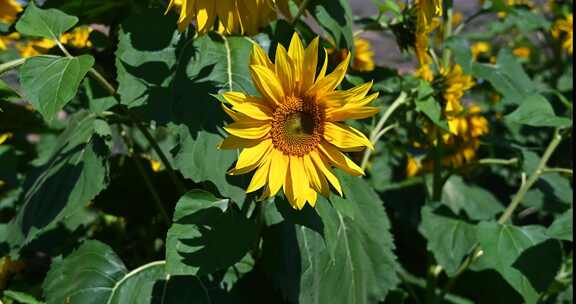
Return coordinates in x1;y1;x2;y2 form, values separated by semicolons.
441;176;504;221
477;222;561;304
505;94;572;128
419;206;477;276
263;173;399;304
20;55;95;122
5;112;108;252
309;0;354;51
15;2;78;39
166;190;258;276
44;240;210;304
115;9;179;108
547;209;573;242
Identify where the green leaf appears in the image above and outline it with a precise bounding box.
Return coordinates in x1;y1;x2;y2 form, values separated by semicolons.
0;79;21;102
115;9;179;108
3;290;44;304
505;94;572;128
419;207;477;276
15;2;78;39
442;176;504;221
547;209;573;241
310;0;355;50
446;37;473;74
5;112;109;252
263;173;399;304
166;190;258;276
44;240;210;304
415;81;449;131
477;222;561;304
20;55;95;122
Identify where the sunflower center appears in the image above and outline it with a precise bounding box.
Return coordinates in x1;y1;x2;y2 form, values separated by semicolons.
271;96;324;156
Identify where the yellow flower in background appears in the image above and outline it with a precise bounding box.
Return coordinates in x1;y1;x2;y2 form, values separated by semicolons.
407;104;489;176
166;0;277;35
552;14;573;54
471;41;491;60
60;26;93;49
220;33;379;209
328;37;376;72
0;32;19;51
0;0;22;24
513;46;531;59
414;0;442;65
16;38;56;58
415;63;434;82
440;64;475;133
0;133;12;145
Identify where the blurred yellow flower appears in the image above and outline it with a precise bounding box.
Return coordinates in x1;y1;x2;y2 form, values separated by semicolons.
512;46;531;59
552;14;573;54
407;104;489;176
16;38;56;58
471;41;491;60
0;0;22;24
328;37;376;72
414;0;442;65
440;64;475;133
220;33;379;209
166;0;277;35
0;32;19;51
0;133;12;145
60;26;93;49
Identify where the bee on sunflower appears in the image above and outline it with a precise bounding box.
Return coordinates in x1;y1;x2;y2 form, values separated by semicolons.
219;33;379;209
166;0;277;35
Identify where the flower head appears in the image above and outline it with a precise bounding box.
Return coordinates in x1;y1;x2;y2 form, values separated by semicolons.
0;0;22;24
220;33;379;209
60;26;93;49
552;14;573;55
328;37;376;72
167;0;277;35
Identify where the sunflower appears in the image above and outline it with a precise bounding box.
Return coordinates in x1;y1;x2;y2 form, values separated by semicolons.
328;37;376;72
0;0;22;24
60;26;93;49
166;0;277;35
407;104;489;176
414;0;442;65
219;33;379;209
439;64;475;134
552;14;573;55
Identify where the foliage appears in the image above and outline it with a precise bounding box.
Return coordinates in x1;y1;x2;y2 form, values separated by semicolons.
0;0;572;303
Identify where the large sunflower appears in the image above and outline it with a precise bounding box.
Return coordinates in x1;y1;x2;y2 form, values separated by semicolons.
167;0;277;35
219;33;379;209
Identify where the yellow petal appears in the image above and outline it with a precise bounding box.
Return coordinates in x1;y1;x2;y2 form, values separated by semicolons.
304;187;318;208
222;91;247;107
318;141;364;176
323;122;373;152
326;106;380;122
302;37;320;91
0;133;13;145
233;99;273;120
316;48;329;82
196;0;216;33
250;65;285;106
251;43;274;70
247;154;271;193
224;120;271;139
303;154;329;197
322;81;373;108
310;150;343;196
275;44;295;96
288;33;305;91
231;139;272;174
308;52;351;98
218;135;260;150
268;148;289;196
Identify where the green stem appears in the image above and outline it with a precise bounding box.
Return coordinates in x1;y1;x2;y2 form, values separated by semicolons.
398;268;475;304
431;129;444;202
439;129;565;299
442;0;454;69
291;0;311;24
477;158;519;166
361;92;407;170
0;58;26;76
542;167;573;176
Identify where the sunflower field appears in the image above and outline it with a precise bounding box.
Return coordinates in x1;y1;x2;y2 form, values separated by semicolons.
0;0;573;303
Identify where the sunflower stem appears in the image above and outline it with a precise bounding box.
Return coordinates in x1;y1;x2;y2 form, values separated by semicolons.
361;92;407;170
437;128;565;301
442;0;454;69
0;58;26;76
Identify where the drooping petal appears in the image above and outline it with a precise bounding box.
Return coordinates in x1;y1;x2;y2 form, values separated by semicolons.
218;135;260;150
326;106;380;122
224;119;271;139
231;139;272;174
310;150;342;196
319;141;364;176
247;153;271;193
232;99;273;120
196;0;217;33
303;154;329;197
250;65;285;106
323;122;373;151
268;148;289;196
